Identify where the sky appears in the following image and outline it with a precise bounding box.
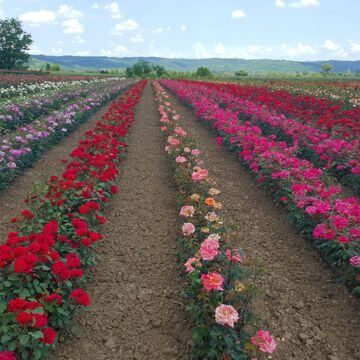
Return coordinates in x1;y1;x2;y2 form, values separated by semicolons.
0;0;359;61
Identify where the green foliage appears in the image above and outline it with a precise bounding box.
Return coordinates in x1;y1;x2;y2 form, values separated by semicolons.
0;18;33;70
51;64;61;72
45;63;51;71
320;63;333;75
125;60;168;78
235;70;248;77
196;66;212;77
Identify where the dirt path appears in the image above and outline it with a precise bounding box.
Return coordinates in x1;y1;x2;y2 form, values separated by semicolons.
164;89;360;360
55;82;190;360
0;96;125;237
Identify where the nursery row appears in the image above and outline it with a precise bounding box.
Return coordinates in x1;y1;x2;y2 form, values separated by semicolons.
154;81;276;360
0;74;102;100
0;80;133;189
250;79;360;107
175;80;360;193
0;78;129;134
218;81;360;138
160;79;360;292
0;80;146;359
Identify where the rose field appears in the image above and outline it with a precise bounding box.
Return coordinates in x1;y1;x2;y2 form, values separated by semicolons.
0;75;359;360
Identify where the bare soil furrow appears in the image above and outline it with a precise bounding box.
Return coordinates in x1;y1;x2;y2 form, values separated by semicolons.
55;82;190;360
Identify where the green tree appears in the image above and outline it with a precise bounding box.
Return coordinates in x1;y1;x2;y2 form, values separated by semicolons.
235;70;248;77
320;63;332;75
196;66;212;77
51;64;61;71
152;64;167;77
125;67;135;78
0;18;33;69
45;63;51;71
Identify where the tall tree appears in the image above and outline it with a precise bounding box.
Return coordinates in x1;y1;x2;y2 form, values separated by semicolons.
0;18;33;70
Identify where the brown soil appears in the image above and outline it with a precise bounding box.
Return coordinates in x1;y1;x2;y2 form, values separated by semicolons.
55;82;191;359
0;97;122;237
164;88;360;360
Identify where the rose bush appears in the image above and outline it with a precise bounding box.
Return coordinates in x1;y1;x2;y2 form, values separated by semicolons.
160;79;360;293
154;81;276;360
0;80;146;359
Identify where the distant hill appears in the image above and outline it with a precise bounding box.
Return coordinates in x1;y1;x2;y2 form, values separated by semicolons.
30;55;360;73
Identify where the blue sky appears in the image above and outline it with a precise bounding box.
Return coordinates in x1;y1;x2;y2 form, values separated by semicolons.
1;0;359;60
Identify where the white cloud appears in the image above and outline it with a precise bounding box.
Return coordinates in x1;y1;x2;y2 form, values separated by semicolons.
72;35;85;44
214;43;225;55
58;5;83;19
289;0;319;8
193;42;209;58
51;47;63;55
92;3;100;10
130;34;144;43
104;2;122;19
322;40;341;51
111;19;139;35
231;10;246;19
180;25;187;31
19;9;56;26
76;50;90;56
280;42;317;56
348;40;360;52
153;27;164;34
28;44;42;55
61;18;84;34
100;44;130;56
275;0;286;7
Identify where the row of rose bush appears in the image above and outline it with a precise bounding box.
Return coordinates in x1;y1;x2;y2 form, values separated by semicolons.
0;78;129;134
160;80;360;293
255;80;360;108
174;81;360;194
212;81;360;139
0;80;146;359
0;74;101;99
154;81;277;360
0;80;133;189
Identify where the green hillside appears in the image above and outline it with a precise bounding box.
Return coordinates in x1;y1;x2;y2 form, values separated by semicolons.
30;55;360;74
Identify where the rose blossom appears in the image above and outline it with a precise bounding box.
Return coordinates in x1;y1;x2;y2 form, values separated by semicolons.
209;188;220;196
215;304;239;328
350;256;360;267
180;205;195;217
182;222;195;236
225;249;243;264
200;238;219;261
201;272;224;292
184;257;200;273
251;330;277;354
176;156;187;164
191;168;209;182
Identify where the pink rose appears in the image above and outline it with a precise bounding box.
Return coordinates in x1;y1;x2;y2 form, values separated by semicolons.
200;238;219;261
180;205;195;217
201;272;224;292
225;249;243;264
215;304;239;328
350;256;360;267
251;330;277;354
192;168;209;182
184;257;200;273
182;222;195;236
191;149;200;156
176;156;187;164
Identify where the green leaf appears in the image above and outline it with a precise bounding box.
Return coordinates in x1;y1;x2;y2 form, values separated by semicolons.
29;331;43;340
1;334;11;344
19;334;30;346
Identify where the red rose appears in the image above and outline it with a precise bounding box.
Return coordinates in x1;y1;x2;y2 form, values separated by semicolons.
16;311;33;326
0;351;16;360
40;327;57;344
